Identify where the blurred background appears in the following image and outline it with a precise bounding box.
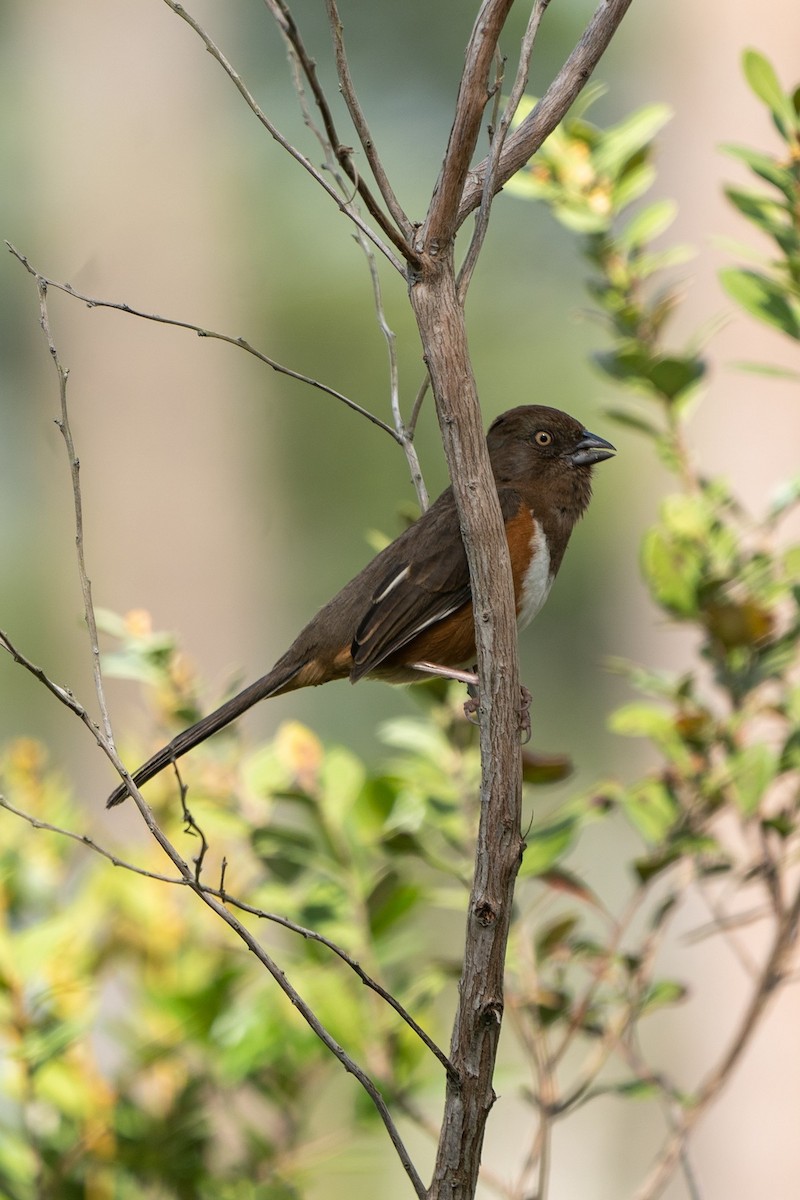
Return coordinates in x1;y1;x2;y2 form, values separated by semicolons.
0;1;798;1196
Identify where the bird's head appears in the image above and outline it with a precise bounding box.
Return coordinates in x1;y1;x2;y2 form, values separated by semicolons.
486;405;616;485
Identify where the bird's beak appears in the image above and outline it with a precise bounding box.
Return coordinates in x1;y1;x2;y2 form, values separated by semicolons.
569;430;616;466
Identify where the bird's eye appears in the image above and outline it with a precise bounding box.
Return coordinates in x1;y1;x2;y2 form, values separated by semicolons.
532;430;552;447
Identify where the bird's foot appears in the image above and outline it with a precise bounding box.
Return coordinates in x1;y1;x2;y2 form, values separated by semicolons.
464;679;480;726
519;685;532;745
462;678;533;744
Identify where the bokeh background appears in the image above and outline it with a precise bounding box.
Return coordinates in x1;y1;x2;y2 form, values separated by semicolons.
1;1;798;1196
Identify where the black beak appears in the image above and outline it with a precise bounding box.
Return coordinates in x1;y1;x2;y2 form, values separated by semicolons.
569;429;616;467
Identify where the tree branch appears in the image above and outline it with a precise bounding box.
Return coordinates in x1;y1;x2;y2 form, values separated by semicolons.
0;793;455;1078
28;272;116;749
161;0;407;273
262;0;416;258
458;0;550;302
323;0;414;241
421;0;516;251
634;879;800;1200
457;0;636;227
5;244;398;441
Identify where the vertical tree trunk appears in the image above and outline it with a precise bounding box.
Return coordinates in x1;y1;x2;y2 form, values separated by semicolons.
409;252;525;1200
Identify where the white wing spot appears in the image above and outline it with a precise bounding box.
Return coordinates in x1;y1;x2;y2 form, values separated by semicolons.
373;564;411;604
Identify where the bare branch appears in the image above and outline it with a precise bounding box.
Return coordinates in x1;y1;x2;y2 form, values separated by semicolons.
19;265;116;749
0;654;425;1195
407;373;431;437
0;791;454;1079
0;629;107;752
0;795;188;886
362;245;430;509
6;244;399;441
634;880;800;1200
267;45;428;504
457;0;635;226
458;0;550;302
262;0;415;258
324;0;414;240
421;0;516;250
161;0;407;273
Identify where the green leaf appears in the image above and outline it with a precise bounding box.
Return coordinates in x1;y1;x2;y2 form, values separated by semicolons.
648;356;706;401
609;703;673;741
537;867;601;907
611;162;657;212
521;751;573;785
641;527;702;616
634;848;680;884
618;199;677;250
727;743;779;815
593;104;672;178
552;200;613;234
721;143;797;199
604;407;663;439
624;779;679;843
729;360;800;380
640;979;688;1014
606;1078;662;1100
633;243;696;279
536;915;579;960
319;746;366;831
719;267;800;339
366;873;423;937
594;344;654;383
742;50;797;134
567;80;608;122
519;817;577;876
724;187;797;254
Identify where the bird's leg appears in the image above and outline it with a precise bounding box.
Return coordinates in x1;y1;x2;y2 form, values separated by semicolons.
408;661;479;686
464;668;480;726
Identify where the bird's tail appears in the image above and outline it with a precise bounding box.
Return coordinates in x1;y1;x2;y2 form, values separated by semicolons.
106;663;301;808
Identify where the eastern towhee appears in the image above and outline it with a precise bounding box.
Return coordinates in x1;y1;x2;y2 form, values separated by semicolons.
107;405;614;807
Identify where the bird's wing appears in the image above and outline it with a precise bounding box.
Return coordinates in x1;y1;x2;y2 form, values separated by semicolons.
350;486;520;680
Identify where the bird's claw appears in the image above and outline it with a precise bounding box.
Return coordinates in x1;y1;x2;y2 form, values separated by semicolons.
519;685;532;745
463;681;480;726
462;681;533;744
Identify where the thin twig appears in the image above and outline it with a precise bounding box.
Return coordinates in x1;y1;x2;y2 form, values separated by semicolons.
323;0;413;240
458;0;550;302
634;879;800;1200
0;630;107;753
0;796;188;887
6;244;398;441
362;246;429;510
407;373;430;437
262;0;414;256
277;49;428;507
456;0;635;227
1;727;425;1196
0;792;455;1078
176;765;210;883
5;253;426;1192
421;0;516;249
161;0;407;273
487;50;508;141
30;277;116;749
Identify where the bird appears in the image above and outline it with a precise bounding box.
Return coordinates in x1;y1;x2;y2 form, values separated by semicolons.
107;405;614;807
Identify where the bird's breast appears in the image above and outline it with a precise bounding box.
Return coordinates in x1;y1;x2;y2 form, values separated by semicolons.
515;520;554;630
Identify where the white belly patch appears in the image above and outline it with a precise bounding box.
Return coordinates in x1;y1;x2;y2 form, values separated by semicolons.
516;524;554;630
